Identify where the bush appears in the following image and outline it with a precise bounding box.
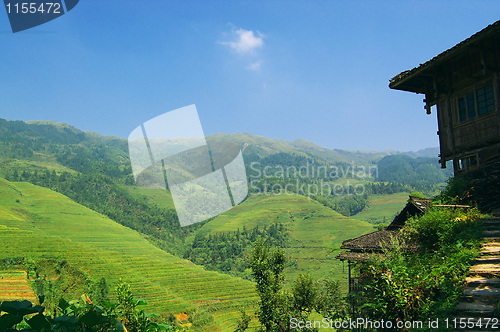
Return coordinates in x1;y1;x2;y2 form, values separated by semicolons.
0;282;177;332
404;207;482;251
433;176;471;205
350;207;483;323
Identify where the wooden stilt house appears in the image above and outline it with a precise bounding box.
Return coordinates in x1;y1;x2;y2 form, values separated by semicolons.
389;20;500;174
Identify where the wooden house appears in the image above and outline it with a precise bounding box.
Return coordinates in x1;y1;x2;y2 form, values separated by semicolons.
389;20;500;173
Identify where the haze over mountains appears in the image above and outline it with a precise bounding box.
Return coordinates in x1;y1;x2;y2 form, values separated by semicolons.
20;119;438;161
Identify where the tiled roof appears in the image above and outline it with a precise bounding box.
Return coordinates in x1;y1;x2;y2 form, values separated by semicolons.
339;229;397;251
409;196;433;212
336;196;430;261
336;251;381;261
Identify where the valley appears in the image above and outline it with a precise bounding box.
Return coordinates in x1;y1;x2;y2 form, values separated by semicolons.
0;118;451;330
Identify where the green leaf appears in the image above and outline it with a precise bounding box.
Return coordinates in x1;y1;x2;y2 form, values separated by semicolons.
101;300;117;309
78;310;108;328
0;313;24;330
135;298;148;306
58;298;70;312
53;315;78;326
27;313;51;332
0;301;44;318
0;300;34;315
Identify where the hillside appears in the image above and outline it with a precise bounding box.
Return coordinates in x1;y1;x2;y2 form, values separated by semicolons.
0;177;258;331
208;133;385;166
186;194;375;288
377;154;453;194
0;118;452;330
351;192;410;225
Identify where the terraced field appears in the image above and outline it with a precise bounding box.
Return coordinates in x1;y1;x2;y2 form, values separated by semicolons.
351;192;409;225
189;194;374;289
0;270;37;302
0;178;258;331
125;186;176;211
0;158;77;178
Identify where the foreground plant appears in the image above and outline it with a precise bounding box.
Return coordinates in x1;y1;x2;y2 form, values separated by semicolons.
349;207;483;324
247;240;347;331
0;281;176;331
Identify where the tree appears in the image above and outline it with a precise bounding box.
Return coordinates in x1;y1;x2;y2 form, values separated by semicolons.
248;240;288;331
247;241;347;332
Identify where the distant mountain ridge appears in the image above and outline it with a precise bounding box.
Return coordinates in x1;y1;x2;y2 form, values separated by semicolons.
0;118;440;174
402;147;440;158
207;132;439;165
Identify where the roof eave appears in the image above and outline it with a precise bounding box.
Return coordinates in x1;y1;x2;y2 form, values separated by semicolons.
389;20;500;94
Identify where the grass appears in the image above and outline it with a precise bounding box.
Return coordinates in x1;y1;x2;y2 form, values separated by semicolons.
0;177;258;331
0;158;77;178
125;186;176;210
188;193;374;291
351;192;409;225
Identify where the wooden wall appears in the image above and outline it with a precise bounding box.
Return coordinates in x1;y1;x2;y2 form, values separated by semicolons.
435;46;500;171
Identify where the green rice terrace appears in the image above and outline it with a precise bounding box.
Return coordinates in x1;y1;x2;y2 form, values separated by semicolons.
351;192;409;225
188;193;374;285
0;177;259;331
0;177;387;331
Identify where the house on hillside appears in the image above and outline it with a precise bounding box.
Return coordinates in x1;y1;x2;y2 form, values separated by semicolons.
336;196;432;292
389;20;500;174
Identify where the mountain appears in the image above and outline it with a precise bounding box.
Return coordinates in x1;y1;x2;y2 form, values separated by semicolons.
402;147;440;158
0;118;441;174
209;133;395;166
377;154;453;192
0;118;451;221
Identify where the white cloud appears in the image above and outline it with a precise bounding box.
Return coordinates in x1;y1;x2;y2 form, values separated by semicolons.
220;28;264;54
248;61;263;71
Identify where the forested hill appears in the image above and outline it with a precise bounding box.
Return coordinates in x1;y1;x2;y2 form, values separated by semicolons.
377;154;453;192
0;118;451;195
0;118;131;179
0;118;452;279
208;132;409;166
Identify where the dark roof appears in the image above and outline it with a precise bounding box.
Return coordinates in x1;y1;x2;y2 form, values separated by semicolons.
389;19;500;93
336;229;417;261
336;196;430;261
339;229;397;251
336;251;381;261
408;196;433;212
388;196;432;230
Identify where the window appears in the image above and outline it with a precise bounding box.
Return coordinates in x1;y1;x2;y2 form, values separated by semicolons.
460;155;477;170
458;84;495;121
477;85;495;115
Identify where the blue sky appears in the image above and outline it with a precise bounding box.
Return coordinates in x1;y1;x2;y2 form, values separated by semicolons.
1;1;499;152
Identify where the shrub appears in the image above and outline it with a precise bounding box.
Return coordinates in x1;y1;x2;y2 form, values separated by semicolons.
0;282;177;331
350;207;483;323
